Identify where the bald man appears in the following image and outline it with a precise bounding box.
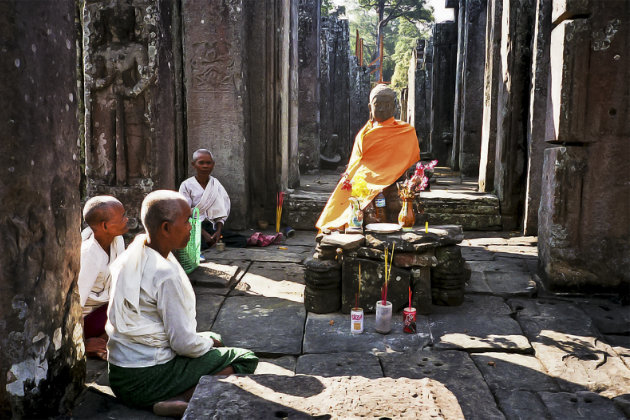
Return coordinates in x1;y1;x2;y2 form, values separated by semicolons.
106;190;257;417
316;84;420;231
79;195;129;360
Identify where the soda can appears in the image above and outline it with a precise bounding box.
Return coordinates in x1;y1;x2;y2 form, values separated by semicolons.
403;307;417;333
351;307;364;334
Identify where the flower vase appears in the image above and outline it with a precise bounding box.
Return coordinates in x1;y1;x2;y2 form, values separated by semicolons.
348;198;363;230
398;197;415;229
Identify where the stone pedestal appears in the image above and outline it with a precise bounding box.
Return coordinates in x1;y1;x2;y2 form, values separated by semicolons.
429;22;458;165
0;1;84;416
298;0;321;172
539;0;630;294
84;0;180;230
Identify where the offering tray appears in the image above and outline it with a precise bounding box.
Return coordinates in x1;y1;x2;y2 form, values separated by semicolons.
365;223;401;234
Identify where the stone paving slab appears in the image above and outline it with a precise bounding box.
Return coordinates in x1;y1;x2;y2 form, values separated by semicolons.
70;388;162;420
203;245;312;263
465;270;493;293
230;262;305;303
460;246;496;261
255;356;296;376
303;313;431;354
493;389;550;420
284;230;317;246
483;271;537;297
429;296;531;352
470;352;559;393
487;245;538;257
296;352;383;378
188;261;239;289
538;391;627;419
380;350;505;420
466;259;527;273
184;374;465;419
212;296;305;355
510;298;630;398
193;260;251;296
194;292;225;331
570;298;630;335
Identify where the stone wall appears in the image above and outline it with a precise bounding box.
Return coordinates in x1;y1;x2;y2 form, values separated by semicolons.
539;0;630;293
429;21;458;165
320;11;351;163
84;0;180;230
298;0;321;173
0;1;84;416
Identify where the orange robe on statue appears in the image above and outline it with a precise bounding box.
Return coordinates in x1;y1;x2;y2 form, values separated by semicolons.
316;117;420;231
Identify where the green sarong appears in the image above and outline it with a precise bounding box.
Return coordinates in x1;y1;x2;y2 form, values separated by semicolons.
108;332;258;408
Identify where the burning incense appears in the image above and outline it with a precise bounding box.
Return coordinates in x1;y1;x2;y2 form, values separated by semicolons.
408;286;412;309
276;192;285;233
356;263;362;308
382;242;395;305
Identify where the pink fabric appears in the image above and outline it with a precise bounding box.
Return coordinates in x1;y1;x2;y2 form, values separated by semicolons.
247;232;284;247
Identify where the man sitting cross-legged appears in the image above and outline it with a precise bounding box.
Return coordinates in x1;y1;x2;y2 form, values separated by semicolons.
178;148;249;248
79;195;129;360
106;190;258;417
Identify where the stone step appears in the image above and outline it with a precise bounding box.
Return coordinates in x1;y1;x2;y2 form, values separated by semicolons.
284;188;502;231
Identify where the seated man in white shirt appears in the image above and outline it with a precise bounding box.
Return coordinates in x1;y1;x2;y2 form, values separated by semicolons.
178;148;248;248
107;190;258;417
78;196;128;360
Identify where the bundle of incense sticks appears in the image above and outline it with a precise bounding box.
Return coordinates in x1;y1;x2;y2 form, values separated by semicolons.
355;263;362;308
276;192;284;233
408;286;412;309
382;242;395;305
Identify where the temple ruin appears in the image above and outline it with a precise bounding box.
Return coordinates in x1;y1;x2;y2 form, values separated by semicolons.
1;0;628;417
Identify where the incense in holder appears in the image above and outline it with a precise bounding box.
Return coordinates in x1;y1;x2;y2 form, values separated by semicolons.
375;300;392;334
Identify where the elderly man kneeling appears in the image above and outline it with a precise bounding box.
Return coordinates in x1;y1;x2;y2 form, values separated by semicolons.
106;190;258;417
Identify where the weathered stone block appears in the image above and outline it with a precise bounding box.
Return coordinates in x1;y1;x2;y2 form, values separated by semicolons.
394;251;437;268
341;257;411;314
319;232;365;250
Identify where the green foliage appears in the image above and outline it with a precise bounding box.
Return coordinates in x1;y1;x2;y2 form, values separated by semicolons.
350;0;433;85
321;0;334;16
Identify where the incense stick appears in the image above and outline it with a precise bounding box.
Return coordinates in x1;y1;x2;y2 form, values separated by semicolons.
276;192;284;233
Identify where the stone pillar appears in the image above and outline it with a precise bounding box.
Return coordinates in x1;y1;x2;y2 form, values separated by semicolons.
539;0;630;293
0;1;84;416
457;0;487;177
298;0;321;173
421;39;434;155
407;40;430;152
289;0;300;188
84;0;180;230
478;0;502;192
493;0;535;230
451;0;464;170
320;11;351;162
429;21;458;165
182;0;248;228
523;0;551;235
349;56;370;142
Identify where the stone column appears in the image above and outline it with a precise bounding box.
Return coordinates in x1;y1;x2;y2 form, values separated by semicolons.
478;0;502;192
522;0;551;235
182;0;248;228
298;0;321;173
539;0;630;293
457;0;487;177
0;1;84;417
407;39;430;151
84;0;180;230
429;21;458;165
349;56;370;142
493;0;535;230
289;0;300;188
421;39;434;155
451;0;464;170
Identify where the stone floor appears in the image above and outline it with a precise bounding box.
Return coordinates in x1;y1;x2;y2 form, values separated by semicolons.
66;230;630;419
